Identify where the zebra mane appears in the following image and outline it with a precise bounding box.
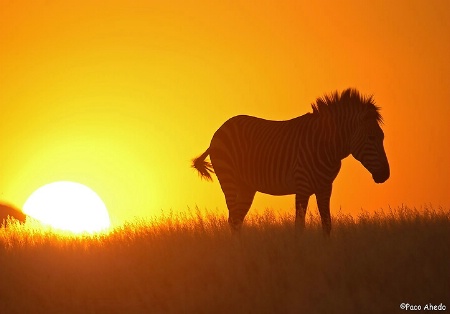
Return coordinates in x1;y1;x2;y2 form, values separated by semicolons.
311;88;383;124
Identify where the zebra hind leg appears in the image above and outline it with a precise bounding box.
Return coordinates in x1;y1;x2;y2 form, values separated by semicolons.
227;189;256;232
222;190;237;230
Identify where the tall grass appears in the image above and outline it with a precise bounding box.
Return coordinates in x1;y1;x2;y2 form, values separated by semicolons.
1;206;449;314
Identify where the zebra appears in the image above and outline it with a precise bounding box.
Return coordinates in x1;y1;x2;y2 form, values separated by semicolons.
192;88;390;235
0;203;27;227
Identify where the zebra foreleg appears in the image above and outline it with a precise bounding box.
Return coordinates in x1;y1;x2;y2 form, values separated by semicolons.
316;186;332;236
227;189;256;231
295;194;310;232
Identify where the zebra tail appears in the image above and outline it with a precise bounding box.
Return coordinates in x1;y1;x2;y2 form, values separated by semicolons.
192;148;214;181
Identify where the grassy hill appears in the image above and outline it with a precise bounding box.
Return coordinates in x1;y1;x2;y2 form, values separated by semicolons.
1;206;449;314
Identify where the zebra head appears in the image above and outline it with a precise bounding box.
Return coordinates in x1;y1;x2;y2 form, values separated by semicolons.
351;110;390;183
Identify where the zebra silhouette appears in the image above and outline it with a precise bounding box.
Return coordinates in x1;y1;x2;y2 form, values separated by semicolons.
0;203;27;226
192;88;390;235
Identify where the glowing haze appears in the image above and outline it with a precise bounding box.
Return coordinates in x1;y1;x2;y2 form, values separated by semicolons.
1;1;449;226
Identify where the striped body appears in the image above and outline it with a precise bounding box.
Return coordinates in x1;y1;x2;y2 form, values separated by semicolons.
192;89;390;235
210;114;340;196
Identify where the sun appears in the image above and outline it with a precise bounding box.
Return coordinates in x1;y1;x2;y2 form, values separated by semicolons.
23;181;111;233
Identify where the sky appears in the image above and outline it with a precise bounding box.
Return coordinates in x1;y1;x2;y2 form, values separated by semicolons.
1;0;449;226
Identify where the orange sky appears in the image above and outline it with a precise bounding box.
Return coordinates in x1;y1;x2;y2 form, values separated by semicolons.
1;0;449;225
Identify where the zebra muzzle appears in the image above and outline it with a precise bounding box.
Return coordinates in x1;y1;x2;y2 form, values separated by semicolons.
372;167;390;183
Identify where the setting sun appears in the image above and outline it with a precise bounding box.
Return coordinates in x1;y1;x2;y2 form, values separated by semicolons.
23;181;110;233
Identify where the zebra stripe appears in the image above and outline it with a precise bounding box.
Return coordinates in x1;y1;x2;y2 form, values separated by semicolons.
192;88;390;235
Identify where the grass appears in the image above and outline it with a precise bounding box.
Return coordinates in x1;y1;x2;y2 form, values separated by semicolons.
1;205;449;314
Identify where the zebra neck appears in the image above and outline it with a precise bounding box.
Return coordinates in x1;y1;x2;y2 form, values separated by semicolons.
299;113;353;163
326;118;353;162
336;118;358;160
